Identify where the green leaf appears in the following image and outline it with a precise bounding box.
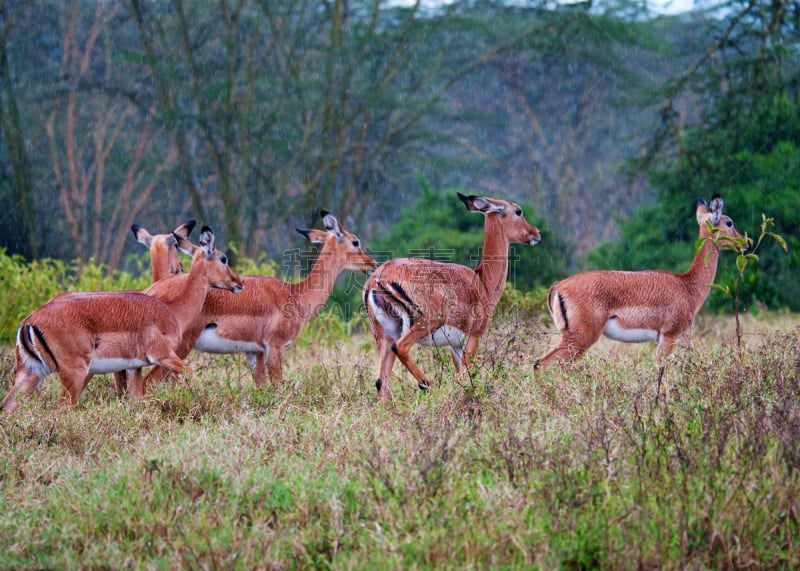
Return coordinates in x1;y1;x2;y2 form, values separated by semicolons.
745;253;759;263
768;232;788;252
694;237;707;253
736;255;747;274
708;283;730;296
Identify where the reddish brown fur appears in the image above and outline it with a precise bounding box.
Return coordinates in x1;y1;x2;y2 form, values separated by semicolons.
3;228;242;413
113;220;196;394
364;193;541;400
534;196;745;373
146;213;376;386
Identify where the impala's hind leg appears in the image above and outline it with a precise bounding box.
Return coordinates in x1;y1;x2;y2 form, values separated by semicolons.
376;334;398;401
56;363;92;407
2;366;45;414
391;321;444;393
534;329;596;375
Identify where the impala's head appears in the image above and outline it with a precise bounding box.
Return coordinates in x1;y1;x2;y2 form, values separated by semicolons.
176;227;244;293
696;194;746;250
132;220;196;282
458;192;541;246
296;211;378;274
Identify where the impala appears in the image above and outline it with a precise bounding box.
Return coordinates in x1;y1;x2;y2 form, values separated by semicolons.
132;219;196;281
363;192;541;400
146;211;376;386
2;227;242;413
534;194;745;376
112;219;197;395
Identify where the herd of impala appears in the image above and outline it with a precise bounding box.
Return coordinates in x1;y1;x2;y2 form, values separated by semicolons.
1;192;745;412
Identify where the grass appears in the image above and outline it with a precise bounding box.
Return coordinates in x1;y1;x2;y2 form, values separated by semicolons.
1;311;799;569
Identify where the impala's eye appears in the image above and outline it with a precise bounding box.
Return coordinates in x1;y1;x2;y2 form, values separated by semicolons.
352;240;360;248
515;208;522;216
220;255;229;265
726;220;733;228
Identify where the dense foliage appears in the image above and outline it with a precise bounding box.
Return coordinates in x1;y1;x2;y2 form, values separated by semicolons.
588;97;800;311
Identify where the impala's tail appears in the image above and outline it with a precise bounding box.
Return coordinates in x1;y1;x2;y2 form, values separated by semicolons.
548;288;569;332
3;323;56;413
16;323;57;377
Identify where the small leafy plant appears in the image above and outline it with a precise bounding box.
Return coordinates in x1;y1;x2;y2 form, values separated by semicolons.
703;214;788;348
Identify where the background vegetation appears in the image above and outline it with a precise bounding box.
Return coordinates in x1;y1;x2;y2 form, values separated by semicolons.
0;0;796;312
1;0;799;567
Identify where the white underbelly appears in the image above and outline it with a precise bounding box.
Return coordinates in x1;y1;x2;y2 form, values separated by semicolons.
88;358;150;375
195;328;264;354
418;326;466;348
602;317;660;344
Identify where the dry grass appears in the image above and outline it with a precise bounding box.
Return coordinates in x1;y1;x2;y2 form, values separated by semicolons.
1;312;799;569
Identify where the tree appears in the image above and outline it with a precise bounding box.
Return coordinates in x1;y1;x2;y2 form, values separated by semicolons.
0;0;38;259
590;0;800;310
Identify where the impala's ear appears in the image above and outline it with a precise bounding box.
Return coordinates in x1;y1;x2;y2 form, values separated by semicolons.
172;220;196;239
174;234;198;256
695;199;709;225
132;224;154;249
458;192;505;215
297;228;328;244
164;234;178;249
709;194;723;225
321;210;344;242
198;226;216;259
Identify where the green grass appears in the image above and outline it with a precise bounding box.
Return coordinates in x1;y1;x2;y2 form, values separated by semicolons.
1;312;799;569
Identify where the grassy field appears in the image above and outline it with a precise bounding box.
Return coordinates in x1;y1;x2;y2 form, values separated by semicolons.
1;310;799;569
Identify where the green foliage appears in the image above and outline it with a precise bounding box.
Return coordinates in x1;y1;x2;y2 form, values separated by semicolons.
370;182;569;293
0;249;151;344
589;97;800;311
0;245;360;349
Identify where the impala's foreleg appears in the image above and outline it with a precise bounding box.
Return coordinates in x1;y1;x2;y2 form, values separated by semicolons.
112;371;129;396
451;336;478;376
266;346;284;382
247;351;268;386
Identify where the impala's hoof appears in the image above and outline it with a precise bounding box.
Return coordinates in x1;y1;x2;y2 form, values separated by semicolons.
533;359;541;370
375;378;382;391
418;381;429;392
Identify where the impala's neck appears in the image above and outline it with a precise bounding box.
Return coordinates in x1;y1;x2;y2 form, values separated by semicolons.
474;214;511;310
682;225;721;310
151;260;171;283
288;246;343;322
167;258;210;331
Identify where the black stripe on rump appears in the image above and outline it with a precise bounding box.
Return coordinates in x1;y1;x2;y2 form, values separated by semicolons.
31;324;59;370
373;284;414;326
389;281;419;314
558;293;569;331
18;326;39;364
